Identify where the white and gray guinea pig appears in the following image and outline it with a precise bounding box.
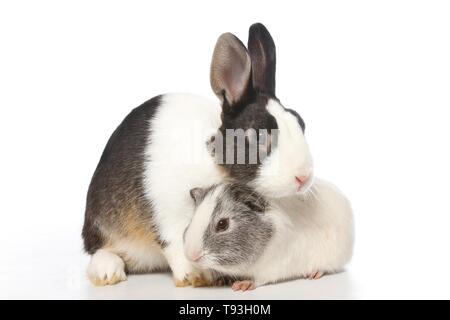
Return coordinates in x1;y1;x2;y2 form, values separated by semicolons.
184;179;354;291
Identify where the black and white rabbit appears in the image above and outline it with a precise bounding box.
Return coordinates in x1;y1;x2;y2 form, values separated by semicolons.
82;23;314;286
184;181;354;291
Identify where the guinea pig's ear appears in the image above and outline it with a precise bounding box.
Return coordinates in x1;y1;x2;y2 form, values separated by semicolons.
247;23;276;97
210;33;252;110
190;187;207;205
245;194;268;213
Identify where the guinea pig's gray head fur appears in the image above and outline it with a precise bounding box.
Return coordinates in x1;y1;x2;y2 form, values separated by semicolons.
183;183;274;274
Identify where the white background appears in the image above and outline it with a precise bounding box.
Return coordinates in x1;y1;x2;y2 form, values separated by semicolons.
1;0;450;299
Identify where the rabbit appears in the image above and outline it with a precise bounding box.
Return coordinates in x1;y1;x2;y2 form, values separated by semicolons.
184;180;354;291
82;23;315;286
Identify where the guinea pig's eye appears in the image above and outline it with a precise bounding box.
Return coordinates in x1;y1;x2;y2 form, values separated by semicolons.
215;218;229;232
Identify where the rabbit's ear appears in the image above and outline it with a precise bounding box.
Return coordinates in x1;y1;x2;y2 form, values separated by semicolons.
210;33;252;108
247;23;276;96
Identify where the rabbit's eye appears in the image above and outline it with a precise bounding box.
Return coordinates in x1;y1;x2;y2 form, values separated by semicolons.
215;218;229;232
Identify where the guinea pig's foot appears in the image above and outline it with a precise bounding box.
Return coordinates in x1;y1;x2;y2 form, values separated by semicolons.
231;280;256;291
306;271;324;280
87;249;127;286
214;275;235;287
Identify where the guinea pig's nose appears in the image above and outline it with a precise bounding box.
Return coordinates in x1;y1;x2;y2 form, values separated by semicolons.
188;251;203;262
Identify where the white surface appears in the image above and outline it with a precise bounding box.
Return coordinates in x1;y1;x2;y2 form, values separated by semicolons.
1;0;450;299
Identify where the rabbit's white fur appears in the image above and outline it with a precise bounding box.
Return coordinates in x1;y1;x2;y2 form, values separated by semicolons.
251;99;313;198
144;94;225;281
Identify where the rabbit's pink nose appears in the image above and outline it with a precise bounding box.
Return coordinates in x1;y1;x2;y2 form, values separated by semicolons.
295;175;309;189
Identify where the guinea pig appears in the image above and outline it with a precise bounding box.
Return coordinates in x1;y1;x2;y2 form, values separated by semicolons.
184;179;354;291
83;23;315;286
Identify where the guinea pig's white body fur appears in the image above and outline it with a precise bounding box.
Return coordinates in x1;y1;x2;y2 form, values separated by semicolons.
187;178;354;288
250;179;354;286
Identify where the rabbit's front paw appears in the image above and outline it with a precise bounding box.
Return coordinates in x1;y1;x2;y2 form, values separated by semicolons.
174;270;214;287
